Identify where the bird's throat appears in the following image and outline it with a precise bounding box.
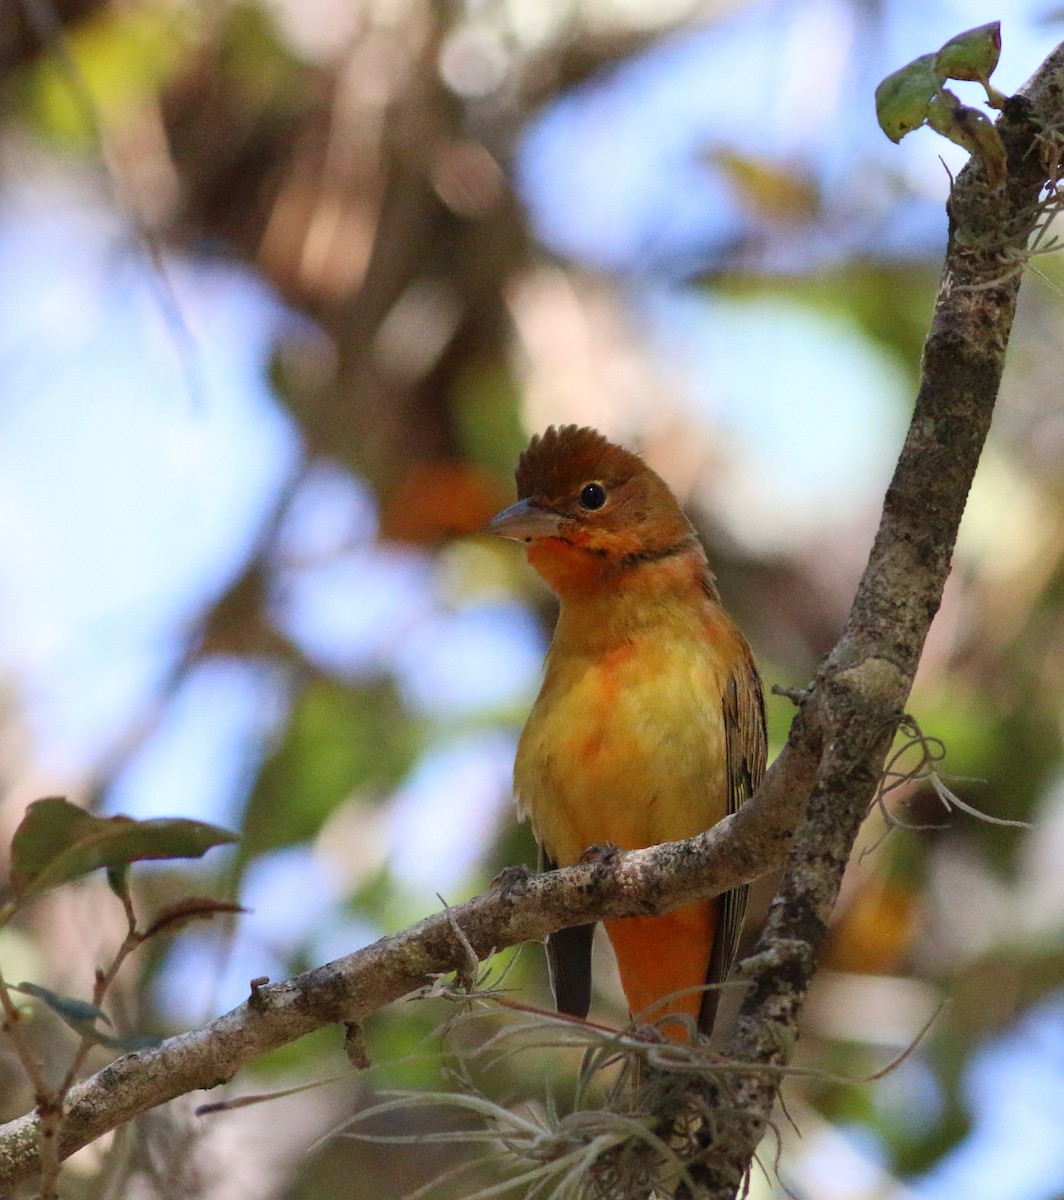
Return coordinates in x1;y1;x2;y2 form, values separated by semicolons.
531;542;719;660
527;535;708;605
526;537;610;598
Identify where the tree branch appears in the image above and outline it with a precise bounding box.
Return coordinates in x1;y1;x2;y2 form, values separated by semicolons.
0;737;817;1192
687;40;1064;1198
3;36;1063;1200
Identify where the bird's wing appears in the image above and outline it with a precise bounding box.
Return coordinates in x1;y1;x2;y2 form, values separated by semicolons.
699;644;767;1034
541;847;595;1018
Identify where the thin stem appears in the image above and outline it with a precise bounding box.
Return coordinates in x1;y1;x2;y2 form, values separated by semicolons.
0;960;60;1198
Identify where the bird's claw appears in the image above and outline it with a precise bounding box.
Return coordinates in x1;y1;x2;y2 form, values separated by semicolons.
493;864;531;896
579;842;621;866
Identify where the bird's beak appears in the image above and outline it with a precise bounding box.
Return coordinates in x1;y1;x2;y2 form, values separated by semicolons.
485;498;564;542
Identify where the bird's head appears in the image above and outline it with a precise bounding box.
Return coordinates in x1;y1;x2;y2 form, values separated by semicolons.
487;425;698;594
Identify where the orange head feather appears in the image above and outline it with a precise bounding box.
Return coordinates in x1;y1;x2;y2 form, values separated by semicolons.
488;426;699;595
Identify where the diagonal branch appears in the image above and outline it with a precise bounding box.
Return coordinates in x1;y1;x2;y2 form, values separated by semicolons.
2;35;1064;1200
0;746;815;1192
685;39;1064;1199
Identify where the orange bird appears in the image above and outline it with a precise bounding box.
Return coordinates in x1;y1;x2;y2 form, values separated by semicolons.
489;426;766;1039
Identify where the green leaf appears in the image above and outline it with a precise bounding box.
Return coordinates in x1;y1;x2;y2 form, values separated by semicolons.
875;54;942;144
106;864;131;903
934;22;1001;87
9;797;238;902
20;6;196;148
11;981;111;1026
11;982;161;1051
243;678;417;861
142;897;246;940
80;1028;162;1052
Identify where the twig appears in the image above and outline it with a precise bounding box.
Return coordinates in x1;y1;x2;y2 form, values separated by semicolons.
683;42;1064;1200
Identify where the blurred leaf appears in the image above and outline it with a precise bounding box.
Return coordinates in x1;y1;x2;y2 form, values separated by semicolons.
453;362;527;478
708;147;820;223
216;0;306;109
912;686;1057;872
348;864;396;920
248;1024;341;1080
11;981;111;1026
909;691;997;777
18;5;194;146
875;54;941;144
890;1094;972;1175
74;1026;161;1052
106;864;130;904
9;797;238;902
810;1042;883;1125
10;981;159;1051
713;266;940;372
142;897;247;940
242;678;418;861
977;707;1060;870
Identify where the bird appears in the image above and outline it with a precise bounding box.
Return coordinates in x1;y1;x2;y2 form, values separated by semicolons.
488;425;766;1040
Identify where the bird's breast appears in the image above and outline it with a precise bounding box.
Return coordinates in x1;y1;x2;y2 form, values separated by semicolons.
515;624;733;867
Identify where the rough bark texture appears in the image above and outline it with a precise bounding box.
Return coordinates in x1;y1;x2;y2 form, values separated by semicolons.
685;47;1064;1199
0;750;813;1194
2;38;1064;1200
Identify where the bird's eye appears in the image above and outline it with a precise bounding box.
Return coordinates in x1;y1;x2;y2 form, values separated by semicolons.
579;482;607;510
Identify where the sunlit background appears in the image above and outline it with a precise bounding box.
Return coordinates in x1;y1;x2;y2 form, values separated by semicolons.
1;0;1064;1196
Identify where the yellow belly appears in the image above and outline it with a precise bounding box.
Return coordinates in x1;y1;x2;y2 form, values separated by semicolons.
514;631;731;867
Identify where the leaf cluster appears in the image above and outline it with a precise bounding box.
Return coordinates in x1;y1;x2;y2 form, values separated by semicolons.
875;23;1008;183
1;797;238;1199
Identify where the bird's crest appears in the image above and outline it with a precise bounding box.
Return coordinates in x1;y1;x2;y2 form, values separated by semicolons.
515;425;644;502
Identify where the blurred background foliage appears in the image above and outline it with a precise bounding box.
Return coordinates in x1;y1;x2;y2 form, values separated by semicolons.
1;0;1064;1197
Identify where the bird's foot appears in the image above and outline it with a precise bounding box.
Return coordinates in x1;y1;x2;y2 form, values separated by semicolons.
579;842;621;866
492;864;531;896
